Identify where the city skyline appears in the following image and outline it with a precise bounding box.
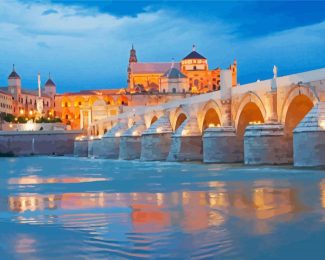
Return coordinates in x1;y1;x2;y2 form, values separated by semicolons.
0;0;324;92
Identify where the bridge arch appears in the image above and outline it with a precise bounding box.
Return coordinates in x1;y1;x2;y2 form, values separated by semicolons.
198;100;222;132
171;107;189;132
144;111;162;128
235;92;266;136
280;85;319;128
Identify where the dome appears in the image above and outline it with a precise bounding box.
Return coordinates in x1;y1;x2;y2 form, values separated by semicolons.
163;67;186;79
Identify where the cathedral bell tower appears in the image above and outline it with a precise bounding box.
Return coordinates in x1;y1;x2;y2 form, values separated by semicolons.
127;44;138;90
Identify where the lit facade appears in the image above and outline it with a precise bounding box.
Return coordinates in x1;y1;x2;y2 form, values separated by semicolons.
0;66;55;118
0;90;13;115
127;45;237;93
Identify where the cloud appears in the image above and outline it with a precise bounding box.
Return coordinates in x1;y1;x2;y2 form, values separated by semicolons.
0;0;323;92
42;8;58;16
37;41;50;48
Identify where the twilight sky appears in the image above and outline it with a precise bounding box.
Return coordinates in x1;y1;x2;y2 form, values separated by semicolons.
0;0;324;93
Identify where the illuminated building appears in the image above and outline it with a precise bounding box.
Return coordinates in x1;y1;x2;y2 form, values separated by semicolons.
0;65;54;118
127;45;237;93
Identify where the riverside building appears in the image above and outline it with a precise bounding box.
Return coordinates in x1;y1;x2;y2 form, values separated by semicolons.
0;66;54;118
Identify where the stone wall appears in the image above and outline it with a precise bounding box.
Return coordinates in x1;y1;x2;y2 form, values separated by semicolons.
167;136;202;161
74;139;89;157
140;133;172;161
0;130;82;156
203;127;243;163
294;131;325;167
244;124;292;165
119;136;142;160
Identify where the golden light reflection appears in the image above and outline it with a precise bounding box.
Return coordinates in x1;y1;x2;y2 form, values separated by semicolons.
8;184;304;235
8;176;108;185
15;234;37;254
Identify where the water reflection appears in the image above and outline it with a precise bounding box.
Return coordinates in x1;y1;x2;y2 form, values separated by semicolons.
8;176;108;185
8;184;304;235
2;157;325;259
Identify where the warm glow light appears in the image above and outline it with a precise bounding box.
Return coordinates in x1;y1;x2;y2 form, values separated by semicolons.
156;127;162;133
182;129;189;136
320;120;325;129
132;131;138;136
208;123;215;128
75;135;85;141
89;136;94;140
115;132;121;137
9;123;13;128
29;110;33;115
20;109;24;115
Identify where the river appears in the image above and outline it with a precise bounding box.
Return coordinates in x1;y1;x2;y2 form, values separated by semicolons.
1;157;325;259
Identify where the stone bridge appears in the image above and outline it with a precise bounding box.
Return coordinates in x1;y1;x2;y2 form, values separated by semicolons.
75;67;325;166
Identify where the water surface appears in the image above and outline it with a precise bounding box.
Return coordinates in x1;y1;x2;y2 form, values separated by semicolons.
1;157;325;259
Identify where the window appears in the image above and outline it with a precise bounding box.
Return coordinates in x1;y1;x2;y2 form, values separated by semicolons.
193;66;197;70
65;114;69;119
172;88;176;93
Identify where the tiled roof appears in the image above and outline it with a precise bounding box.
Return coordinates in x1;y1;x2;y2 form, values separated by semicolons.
182;51;206;60
58;89;120;96
8;70;21;79
0;89;11;96
45;78;56;87
163;67;187;79
21;89;51;98
130;62;181;74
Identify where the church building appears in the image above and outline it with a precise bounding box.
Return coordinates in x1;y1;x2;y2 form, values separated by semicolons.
127;45;237;93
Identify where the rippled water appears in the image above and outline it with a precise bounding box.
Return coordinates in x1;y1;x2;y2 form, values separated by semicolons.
1;157;325;259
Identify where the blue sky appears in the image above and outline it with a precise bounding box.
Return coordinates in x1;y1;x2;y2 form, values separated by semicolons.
0;0;324;93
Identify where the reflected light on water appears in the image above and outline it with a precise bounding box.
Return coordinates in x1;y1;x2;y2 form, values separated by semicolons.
15;234;37;254
7;184;304;237
3;157;325;259
8;176;109;185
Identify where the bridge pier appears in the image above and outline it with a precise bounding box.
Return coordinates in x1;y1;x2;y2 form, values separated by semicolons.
98;122;128;159
140;115;173;161
88;137;107;158
244;124;292;165
119;122;146;160
294;102;325;167
74;137;88;157
203;127;243;163
167;117;202;161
